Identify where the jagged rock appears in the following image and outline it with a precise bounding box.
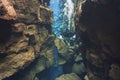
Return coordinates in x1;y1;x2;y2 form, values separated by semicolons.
14;56;47;80
0;47;35;80
38;27;49;42
12;23;26;33
38;0;50;6
40;37;67;66
0;0;53;79
43;46;54;67
54;37;80;66
38;5;53;24
72;63;86;75
74;53;83;62
54;38;74;61
56;73;81;80
54;38;68;55
13;0;39;23
58;57;66;65
86;52;103;68
54;38;73;61
109;64;120;80
34;77;39;80
75;0;120;80
6;36;28;53
39;35;57;67
0;0;17;20
84;75;89;80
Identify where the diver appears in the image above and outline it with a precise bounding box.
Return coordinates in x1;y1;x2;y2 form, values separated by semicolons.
62;29;75;38
61;29;78;46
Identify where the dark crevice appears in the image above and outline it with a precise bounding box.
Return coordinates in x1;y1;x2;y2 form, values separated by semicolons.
0;6;7;16
0;19;13;44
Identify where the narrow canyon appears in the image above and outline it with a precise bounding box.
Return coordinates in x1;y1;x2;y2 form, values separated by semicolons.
0;0;120;80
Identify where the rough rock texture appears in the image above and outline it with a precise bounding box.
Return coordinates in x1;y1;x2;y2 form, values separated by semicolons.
0;0;53;80
54;38;70;60
0;0;17;20
75;0;120;80
38;0;50;6
56;73;80;80
38;5;53;24
54;37;86;79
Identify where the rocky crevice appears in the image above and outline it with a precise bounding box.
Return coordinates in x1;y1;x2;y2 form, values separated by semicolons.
1;0;120;80
0;0;53;80
75;0;120;80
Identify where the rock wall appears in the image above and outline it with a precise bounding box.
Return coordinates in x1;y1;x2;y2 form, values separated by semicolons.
56;73;80;80
75;0;120;80
0;0;53;80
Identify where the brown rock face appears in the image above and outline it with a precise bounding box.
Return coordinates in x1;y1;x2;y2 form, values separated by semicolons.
56;73;80;80
38;0;50;6
0;0;53;80
0;47;35;80
75;0;120;80
0;0;17;20
38;5;53;24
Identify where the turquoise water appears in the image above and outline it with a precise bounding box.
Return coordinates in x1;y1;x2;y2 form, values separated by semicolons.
53;45;59;66
49;0;75;36
49;0;61;36
47;45;63;80
48;0;82;80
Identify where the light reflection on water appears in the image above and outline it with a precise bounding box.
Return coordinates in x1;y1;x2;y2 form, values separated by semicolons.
49;0;74;36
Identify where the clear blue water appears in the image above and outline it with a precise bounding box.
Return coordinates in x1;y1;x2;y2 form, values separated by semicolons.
48;0;79;80
35;45;63;80
53;45;59;66
49;0;75;36
47;45;63;80
49;0;61;36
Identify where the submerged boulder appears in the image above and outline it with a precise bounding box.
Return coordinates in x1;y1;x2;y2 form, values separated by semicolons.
54;38;73;61
56;73;81;80
0;47;35;80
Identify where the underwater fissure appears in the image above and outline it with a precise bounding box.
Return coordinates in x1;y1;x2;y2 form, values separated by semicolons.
1;0;120;80
32;0;86;80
